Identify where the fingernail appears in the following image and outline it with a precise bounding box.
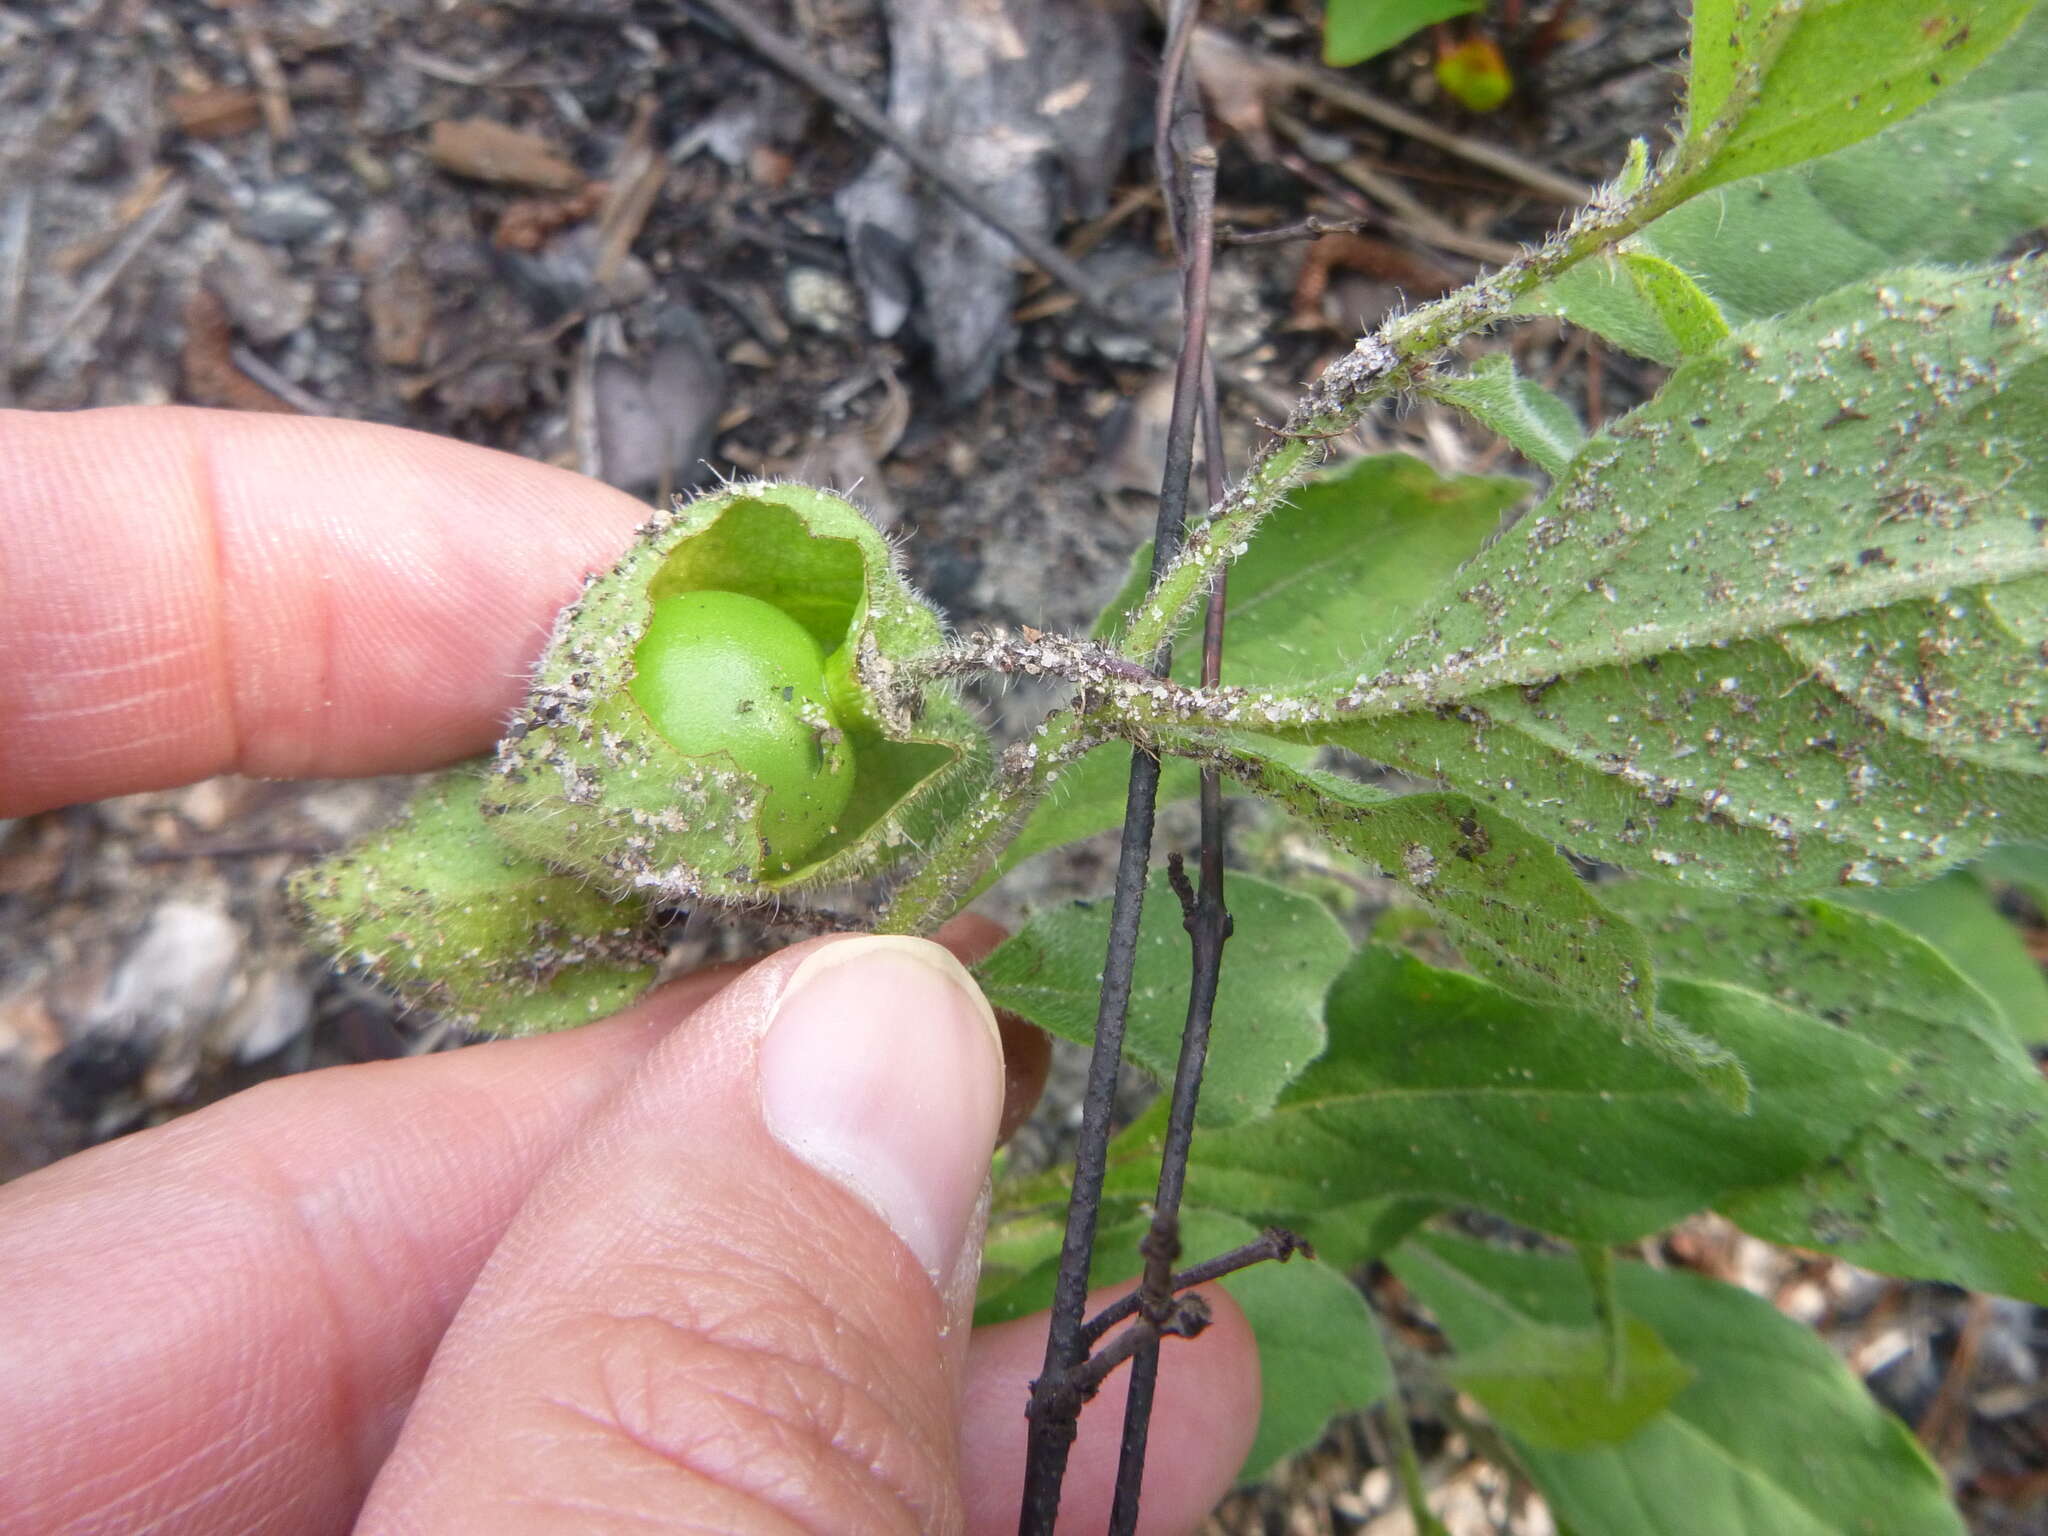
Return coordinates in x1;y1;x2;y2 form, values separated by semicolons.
759;937;1005;1282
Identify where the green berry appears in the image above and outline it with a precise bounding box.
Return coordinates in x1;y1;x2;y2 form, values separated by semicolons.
629;589;856;862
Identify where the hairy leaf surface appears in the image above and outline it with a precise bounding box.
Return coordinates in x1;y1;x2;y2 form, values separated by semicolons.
1421;354;1586;476
1095;947;1895;1243
1394;1233;1965;1536
1684;0;2030;194
1236;761;1672;1055
976;871;1348;1126
1537;11;2048;356
1611;885;2048;1301
1252;266;2048;890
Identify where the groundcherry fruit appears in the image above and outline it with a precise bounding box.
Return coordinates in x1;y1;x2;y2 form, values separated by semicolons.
629;589;857;863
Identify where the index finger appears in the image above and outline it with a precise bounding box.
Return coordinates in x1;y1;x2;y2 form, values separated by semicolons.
0;406;648;816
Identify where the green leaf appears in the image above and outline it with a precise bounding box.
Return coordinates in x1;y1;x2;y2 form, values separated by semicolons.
1421;354;1587;476
1099;453;1526;687
1442;1317;1693;1451
1611;885;2048;1302
975;871;1350;1126
1542;9;2048;361
1521;260;1687;368
1620;251;1732;355
1290;265;2048;891
1664;9;2048;326
1520;250;1735;369
1236;760;1672;1055
1977;839;2048;910
1685;0;2032;195
1294;1197;1440;1274
1394;1233;1965;1536
1837;869;2048;1043
1098;947;1897;1243
1322;0;1481;66
998;745;1193;873
976;1208;1390;1481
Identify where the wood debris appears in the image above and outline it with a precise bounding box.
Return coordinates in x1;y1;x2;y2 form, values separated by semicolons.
179;288;298;413
427;118;584;191
167;86;261;141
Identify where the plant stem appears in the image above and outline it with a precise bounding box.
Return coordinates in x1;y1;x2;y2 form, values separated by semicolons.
1579;1241;1626;1395
1378;1392;1451;1536
1078;1228;1311;1347
1111;63;1232;1519
1015;193;1218;1536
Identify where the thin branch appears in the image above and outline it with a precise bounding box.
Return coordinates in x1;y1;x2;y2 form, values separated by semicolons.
1015;746;1164;1533
1220;213;1376;247
1079;1228;1312;1350
1114;51;1220;1531
1071;1291;1214;1398
1016;15;1221;1526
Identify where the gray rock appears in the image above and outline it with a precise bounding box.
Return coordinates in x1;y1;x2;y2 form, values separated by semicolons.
783;267;862;336
223;967;316;1064
242;181;339;244
207;235;313;343
95;902;243;1042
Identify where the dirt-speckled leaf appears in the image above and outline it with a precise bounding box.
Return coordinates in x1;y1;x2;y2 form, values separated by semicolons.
975;871;1348;1126
1610;885;2048;1302
1274;266;2048;891
1535;11;2048;358
1443;1316;1693;1451
1394;1233;1965;1536
1094;946;1895;1243
1837;868;2048;1043
1235;759;1683;1060
975;1207;1390;1482
1684;0;2030;195
1421;354;1586;476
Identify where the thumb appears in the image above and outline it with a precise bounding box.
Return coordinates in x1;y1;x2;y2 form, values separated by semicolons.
357;935;1007;1535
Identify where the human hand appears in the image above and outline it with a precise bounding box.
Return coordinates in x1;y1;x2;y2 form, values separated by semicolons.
0;407;1261;1534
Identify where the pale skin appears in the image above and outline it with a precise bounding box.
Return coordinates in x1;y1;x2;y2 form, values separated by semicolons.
0;407;1262;1535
